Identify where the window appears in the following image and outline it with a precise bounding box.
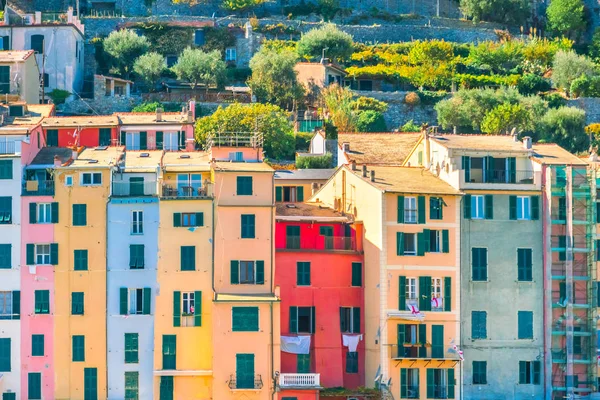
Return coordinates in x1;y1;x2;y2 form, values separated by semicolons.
73;204;87;226
46;129;58;147
194;29;205;46
236;176;253;195
471;195;485;219
0;338;9;371
232;306;259;332
162;335;176;370
99;128;111;147
36;244;50;265
31;34;44;53
0;36;8;51
472;361;487;384
297;354;310;373
28;372;41;399
431;278;443;311
0;244;10;269
175;173;202;196
0;197;11;224
231;260;265;285
129;289;144;314
84;368;97;400
31;334;44;356
404;197;417;223
27;243;57;265
0;66;8;94
400;368;420;399
125;132;143;150
518;361;541;384
346;352;358;373
352;262;362;287
229;151;244;162
131;211;143;234
426;369;455;399
340;307;360;333
71;292;84;315
173;290;201;327
517;248;533;282
74;250;88;271
182;292;195;315
241;214;255;239
81;172;102;186
160;376;174;400
0;291;17;320
472;248;488;281
518;311;533;339
225;47;237;61
72;335;85;362
286;226;300;249
163;132;179;151
124;333;138;363
129;245;144;269
297;262;310;286
406;278;418;306
289;306;315;334
173;212;204;228
36;203;52;223
180;246;195;271
517;196;531;220
472;311;487;339
0;160;12;179
428;230;442;252
430;197;443;220
65;176;73;186
124;371;139;400
401;233;417;256
34;290;49;314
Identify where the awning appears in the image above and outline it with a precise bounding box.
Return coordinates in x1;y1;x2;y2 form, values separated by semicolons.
386;310;425;322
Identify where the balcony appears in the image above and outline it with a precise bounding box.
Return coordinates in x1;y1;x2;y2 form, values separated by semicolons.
277;235;357;252
160;181;213;199
111;181;157;197
460;169;539;190
228;374;263;390
22;180;54;196
391;344;462;360
0;141;16;155
279;373;321;389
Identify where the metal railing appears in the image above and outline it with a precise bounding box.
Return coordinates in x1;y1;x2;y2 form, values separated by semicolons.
279;373;320;388
464;169;534;184
160;181;213;199
228;374;263;390
205;132;264;150
390;344;462;360
278;235;357;251
111;181;157;197
22;180;54;196
0;141;16;154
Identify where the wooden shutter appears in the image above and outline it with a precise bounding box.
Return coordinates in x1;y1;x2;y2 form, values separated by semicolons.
448;367;456;398
139;132;147;150
533;361;541;384
426;369;434;398
275;187;282;202
417;232;425;256
531;196;540;220
142;288;151;315
397;195;404;223
462;156;470;182
29;203;36;224
444;277;451;311
418;276;430;311
417;195;426;224
195;212;204;227
396;232;404;256
509;195;517;220
297;186;304;201
26;244;34;265
463;194;471;219
155;131;163;149
423;229;430;253
485;156;494;183
194;291;202;326
400;368;407;398
255;261;264;284
120;288;128;315
484;195;493;219
311;306;316;333
230;261;239;284
431;325;443;358
508;157;516;183
397;324;406;347
351;262;362;287
173;291;181;327
173;213;181;227
51;202;58;223
289;306;298;333
50;243;58;265
352;307;360;333
442;230;449;253
120;131;126;146
398;276;406;310
418;324;427;357
12;291;19;320
518;361;526;384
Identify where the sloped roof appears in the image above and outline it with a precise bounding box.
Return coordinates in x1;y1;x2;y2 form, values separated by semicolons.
274;169;335;181
0;50;34;62
276;202;349;219
338;133;422;165
42;115;119;128
116;112;191;125
29;147;72;166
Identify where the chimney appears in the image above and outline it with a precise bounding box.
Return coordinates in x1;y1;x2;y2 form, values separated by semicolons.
53;155;61;167
351;160;357;171
35;11;41;25
71;149;78;160
187;110;193;123
342;142;350;152
156;107;163;122
523;136;532;150
311;182;319;195
188;100;196;119
362;165;367;178
245;21;252;39
67;7;73;24
370;170;375;182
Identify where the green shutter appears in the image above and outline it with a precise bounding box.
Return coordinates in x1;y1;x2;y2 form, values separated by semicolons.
518;311;533;339
173;291;181;327
289;306;298;333
50;243;58;265
275;186;282;202
519;361;526;384
426;369;434;398
297;186;304;202
485;156;494;183
29;202;36;224
120;288;128;315
31;334;44;356
398;276;406;310
256;261;264;284
297;354;310;373
351;262;362;287
432;325;443;358
0;338;10;372
28;373;41;400
84;368;98;400
173;213;181;227
230;261;239;284
397;232;404;255
143;288;151;315
120;131;126;146
418;324;427;357
397;324;406;347
484;195;493;219
12;291;19;320
531;196;540;220
423;229;430;252
533;361;541;384
442;229;449;253
232;307;259;332
311;306;316;333
162;335;176;370
352;307;360;333
180;246;195;271
509;196;517;220
194;291;202;326
397;195;404;223
71;292;84;315
195;212;204;227
160;376;173;400
508;157;516;183
419;277;432;311
139;132;147;150
155;131;163;149
72;335;85;362
444;277;451;312
400;368;407;398
51;202;58;223
417;232;425;256
236;353;255;389
448;368;455;398
417;195;426;224
26;244;34;265
462;156;470;182
463;194;471;219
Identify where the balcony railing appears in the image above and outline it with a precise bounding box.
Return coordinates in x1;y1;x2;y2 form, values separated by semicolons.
22;180;54;196
160;181;213;199
228;374;263;390
111;181;157;197
279;373;320;388
464;169;534;184
0;141;16;154
391;344;462;360
278;235;357;252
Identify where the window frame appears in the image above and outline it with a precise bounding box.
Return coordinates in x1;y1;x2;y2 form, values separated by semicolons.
35;244;50;265
34;290;49;315
471;195;485;219
37;203;52;224
239;260;256;284
472;361;487;385
516;196;531;220
406;277;418;305
296;261;311;286
403;233;417;256
404;196;417;224
81;172;102;186
124;333;139;364
471;310;487;340
31;334;44;357
431;278;443;311
128;288;144;315
131;211;143;235
429;230;442;253
297;306;313;334
0;291;13;318
225;47;237;61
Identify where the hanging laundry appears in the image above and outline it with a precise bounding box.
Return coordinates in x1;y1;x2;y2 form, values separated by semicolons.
281;335;311;354
407;304;420;315
342;334;363;352
431;297;443;309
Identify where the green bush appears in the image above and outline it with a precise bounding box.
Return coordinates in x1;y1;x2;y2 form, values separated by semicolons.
132;102;182;112
459;0;530;25
551;50;596;94
546;0;586;40
48;89;71;105
543;92;567;109
416;90;448;105
296;154;333;169
351;96;388;112
517;74;551;95
103;30;150;77
480;103;531;134
225;67;252;82
540;106;587;152
570;75;600;97
454;74;520;89
295;132;314;151
356;110;387;132
401;120;422;132
468;41;524;74
221;0;266;11
407;40;454;66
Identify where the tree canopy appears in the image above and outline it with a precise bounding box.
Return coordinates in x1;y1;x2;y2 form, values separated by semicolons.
171;48;226;90
459;0;530;25
103;30;150;77
133;52;165;91
546;0;586;40
297;24;354;62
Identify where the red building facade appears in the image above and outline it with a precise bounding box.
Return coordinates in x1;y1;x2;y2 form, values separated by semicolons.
275;203;365;399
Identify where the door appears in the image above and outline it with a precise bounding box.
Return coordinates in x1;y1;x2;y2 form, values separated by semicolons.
286;226;300;249
431;325;444;359
99;128;111;146
0;66;9;94
236;353;255;389
47;130;58;147
320;226;334;249
159;376;173;400
129;177;145;196
177;174;190;197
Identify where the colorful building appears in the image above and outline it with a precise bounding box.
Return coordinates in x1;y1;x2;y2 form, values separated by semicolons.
275;202;364;399
274;169;334;203
41;116;119;148
0;50;40;104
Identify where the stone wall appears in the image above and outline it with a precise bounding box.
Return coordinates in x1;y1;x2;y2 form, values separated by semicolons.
59;95;142;115
567;97;600;125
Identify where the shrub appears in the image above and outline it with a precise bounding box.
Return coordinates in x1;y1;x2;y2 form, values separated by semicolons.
407;40;454;65
551;50;596;93
48;89;71;105
540;107;587;153
321;84;358;132
221;0;266;11
468;41;524;74
404;92;421;106
543;92;567;109
459;0;530;25
480;103;531;134
351;96;388;112
296;154;333;169
295;132;314;151
517;74;551;95
132;102;182;112
416;90;448;105
297;24;354;62
570;75;600;98
356;110;387;132
546;0;586;40
523;38;572;70
454;74;520;89
401;120;422;132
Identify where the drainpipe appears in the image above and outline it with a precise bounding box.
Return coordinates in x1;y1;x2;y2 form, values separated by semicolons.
270;301;275;400
270;170;276;400
105;186;110;400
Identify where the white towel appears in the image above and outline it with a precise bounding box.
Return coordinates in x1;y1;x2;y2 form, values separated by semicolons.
342;334;363;352
281;335;311;354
